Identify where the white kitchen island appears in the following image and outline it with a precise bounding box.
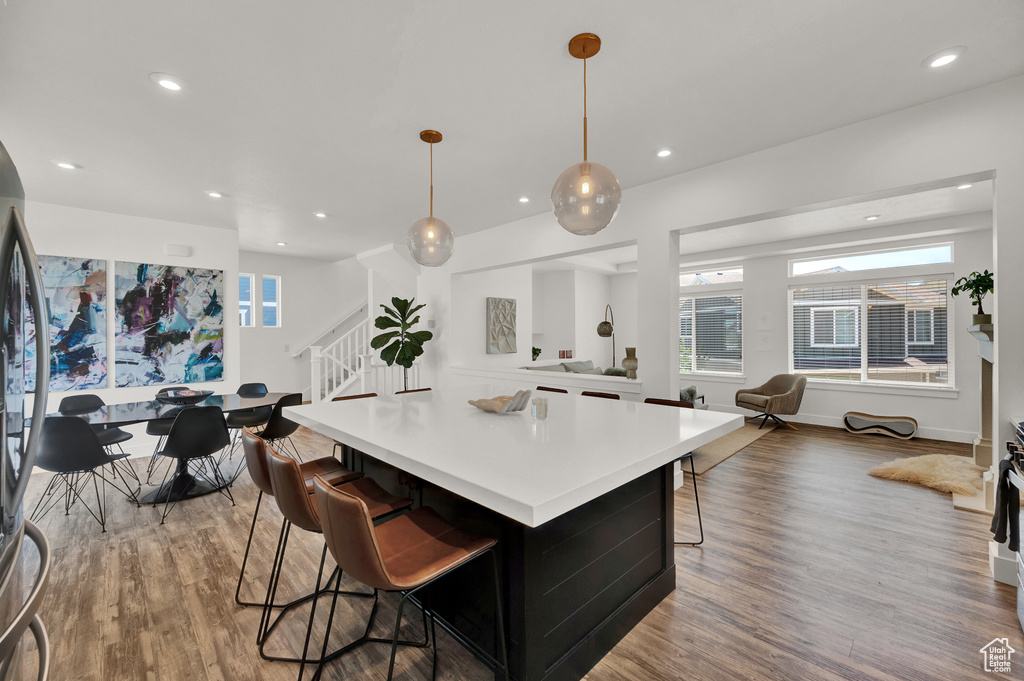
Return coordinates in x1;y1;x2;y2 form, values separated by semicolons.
286;385;742;681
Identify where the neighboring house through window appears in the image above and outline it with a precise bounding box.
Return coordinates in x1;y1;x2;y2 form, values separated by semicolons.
239;273;254;327
262;275;281;327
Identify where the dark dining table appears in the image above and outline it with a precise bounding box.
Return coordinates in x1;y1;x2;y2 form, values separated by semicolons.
44;391;290;504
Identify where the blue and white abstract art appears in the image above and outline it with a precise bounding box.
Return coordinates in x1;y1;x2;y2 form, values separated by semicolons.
26;255;107;392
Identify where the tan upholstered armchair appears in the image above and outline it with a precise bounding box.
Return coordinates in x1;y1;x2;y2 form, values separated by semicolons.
735;374;807;430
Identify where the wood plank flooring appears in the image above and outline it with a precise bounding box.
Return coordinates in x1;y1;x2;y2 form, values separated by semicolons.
19;424;1020;680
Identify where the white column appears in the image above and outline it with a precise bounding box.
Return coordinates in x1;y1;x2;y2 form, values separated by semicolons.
636;229;680;400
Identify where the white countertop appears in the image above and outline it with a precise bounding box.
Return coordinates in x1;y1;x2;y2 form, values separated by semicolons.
285;384;742;527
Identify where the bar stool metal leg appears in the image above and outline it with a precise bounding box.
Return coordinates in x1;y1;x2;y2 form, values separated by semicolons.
235;490;264;607
674;454;704;547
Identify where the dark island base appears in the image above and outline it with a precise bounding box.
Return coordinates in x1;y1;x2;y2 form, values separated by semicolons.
352;450;676;681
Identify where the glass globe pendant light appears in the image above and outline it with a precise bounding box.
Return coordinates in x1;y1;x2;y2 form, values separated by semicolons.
551;33;621;236
407;130;455;266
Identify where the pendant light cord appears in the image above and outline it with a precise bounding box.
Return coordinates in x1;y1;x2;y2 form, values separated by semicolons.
429;142;434;217
583;56;588;162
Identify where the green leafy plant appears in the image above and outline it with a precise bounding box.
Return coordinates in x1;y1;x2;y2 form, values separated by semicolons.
951;270;994;315
370;297;433;391
532;346;541;361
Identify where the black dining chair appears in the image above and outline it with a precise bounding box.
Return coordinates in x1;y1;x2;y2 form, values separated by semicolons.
226;382;273;442
144;385;188;484
259;393;304;461
643;397;703;546
30;417;122;532
58;394;141;503
153;406;234;523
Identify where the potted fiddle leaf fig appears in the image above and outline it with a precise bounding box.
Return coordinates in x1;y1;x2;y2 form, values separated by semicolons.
951;270;994;325
371;297;433;392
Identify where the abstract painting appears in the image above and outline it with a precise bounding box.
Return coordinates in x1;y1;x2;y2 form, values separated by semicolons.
486;297;517;354
26;255;107;392
114;262;224;387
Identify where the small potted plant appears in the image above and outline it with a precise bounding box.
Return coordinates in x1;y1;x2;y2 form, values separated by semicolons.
371;297;433;392
532;346;541;361
951;269;994;325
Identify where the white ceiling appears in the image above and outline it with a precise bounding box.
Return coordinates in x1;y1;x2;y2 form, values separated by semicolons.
1;1;1021;261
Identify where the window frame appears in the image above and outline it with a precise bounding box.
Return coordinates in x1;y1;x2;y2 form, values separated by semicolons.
907;308;935;345
809;306;860;348
261;274;282;328
239;272;255;328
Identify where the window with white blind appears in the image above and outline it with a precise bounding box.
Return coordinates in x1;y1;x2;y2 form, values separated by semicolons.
239;273;254;327
790;279;949;385
679;295;743;374
261;275;281;328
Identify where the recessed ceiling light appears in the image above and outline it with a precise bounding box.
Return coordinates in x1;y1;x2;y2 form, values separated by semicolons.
864;215;881;221
52;160;82;170
922;46;966;69
656;148;672;158
276;242;287;247
313;211;327;218
205;190;225;198
518;197;529;203
150;72;187;91
957;183;973;190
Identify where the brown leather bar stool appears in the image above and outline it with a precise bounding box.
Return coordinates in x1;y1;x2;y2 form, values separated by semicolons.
536;385;568;393
395;387;431;394
236;429;363;613
330;392;376;470
312;476;510;681
263;448;413;675
581;390;619;399
643;397;703;546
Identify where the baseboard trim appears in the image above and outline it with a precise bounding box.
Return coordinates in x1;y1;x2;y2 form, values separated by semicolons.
708;404;975;444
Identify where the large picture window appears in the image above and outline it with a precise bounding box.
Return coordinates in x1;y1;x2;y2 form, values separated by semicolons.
790;279;949;385
679;295;743;374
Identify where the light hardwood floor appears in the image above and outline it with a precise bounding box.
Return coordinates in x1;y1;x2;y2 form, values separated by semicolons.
20;424;1020;680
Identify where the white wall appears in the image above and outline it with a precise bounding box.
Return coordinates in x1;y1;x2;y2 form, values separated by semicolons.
534;271;575;361
417;76;1024;449
678;217;991;442
608;273;638;368
450;265;532;368
238;251;366;397
574;271;612;367
24;200;240;456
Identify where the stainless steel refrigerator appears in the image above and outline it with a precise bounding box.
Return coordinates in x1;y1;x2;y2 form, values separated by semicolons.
0;139;52;679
